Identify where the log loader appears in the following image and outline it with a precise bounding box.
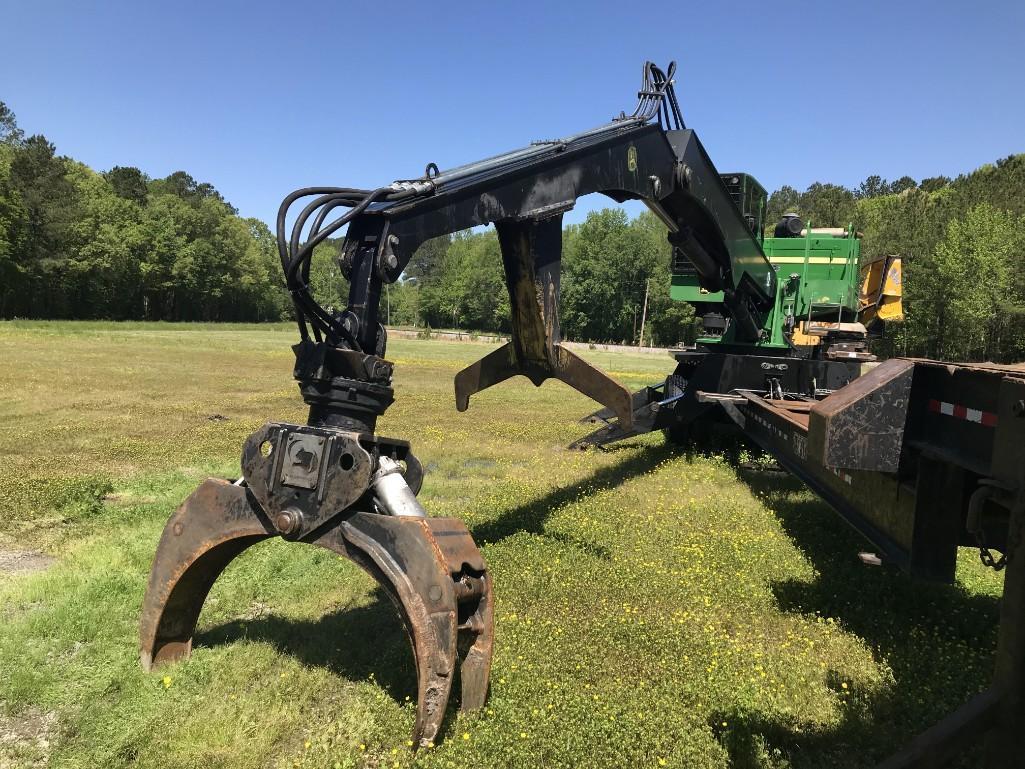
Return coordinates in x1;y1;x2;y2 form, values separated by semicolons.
140;62;1025;766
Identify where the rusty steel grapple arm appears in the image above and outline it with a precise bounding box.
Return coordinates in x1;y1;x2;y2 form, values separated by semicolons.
140;424;493;746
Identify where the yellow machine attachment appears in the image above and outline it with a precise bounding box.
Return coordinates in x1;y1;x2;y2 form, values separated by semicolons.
859;254;903;330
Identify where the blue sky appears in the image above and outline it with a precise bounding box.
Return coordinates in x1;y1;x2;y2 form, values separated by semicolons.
2;0;1023;226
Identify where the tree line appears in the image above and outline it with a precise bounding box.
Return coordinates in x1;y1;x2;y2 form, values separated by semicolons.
1;98;1023;361
765;158;1025;362
0;103;287;321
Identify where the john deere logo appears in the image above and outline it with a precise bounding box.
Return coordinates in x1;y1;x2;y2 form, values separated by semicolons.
627;146;637;172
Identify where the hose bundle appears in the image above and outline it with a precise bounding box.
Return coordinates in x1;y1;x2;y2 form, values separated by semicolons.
275;181;434;348
627;61;685;131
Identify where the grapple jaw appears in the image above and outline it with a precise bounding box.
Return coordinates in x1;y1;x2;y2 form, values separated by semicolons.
453;214;634;431
140;424;493;747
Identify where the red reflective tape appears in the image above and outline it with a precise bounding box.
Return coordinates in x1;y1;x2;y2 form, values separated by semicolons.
926;397;997;427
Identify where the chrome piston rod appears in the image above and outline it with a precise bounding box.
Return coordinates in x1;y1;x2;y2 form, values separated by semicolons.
372;456;427;518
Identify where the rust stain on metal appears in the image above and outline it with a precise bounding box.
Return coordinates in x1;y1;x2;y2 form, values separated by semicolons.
140;428;493;748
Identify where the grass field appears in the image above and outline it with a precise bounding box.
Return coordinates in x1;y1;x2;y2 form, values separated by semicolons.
0;321;1004;768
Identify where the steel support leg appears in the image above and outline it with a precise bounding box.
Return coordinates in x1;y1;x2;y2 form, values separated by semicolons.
909;453;965;582
986;498;1025;767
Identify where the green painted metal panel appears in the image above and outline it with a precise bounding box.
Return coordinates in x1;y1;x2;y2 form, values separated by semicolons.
670;274;723;302
668;226;863;351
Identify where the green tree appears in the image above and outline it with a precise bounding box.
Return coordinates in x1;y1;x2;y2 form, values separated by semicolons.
888;176;917;195
857;175;889;199
562;209;663;343
403;235;450;285
8;135;82;315
105;166;149;205
447;230;507;331
920;175;951;193
0;144;28;314
413;229;506;331
630;211;695;346
0;105;30;314
307;239;348;316
150;171;237;214
0;101;24;145
925;204;1024;361
243;217;290;321
766;185;800;226
63;162;145;318
799;182;857;227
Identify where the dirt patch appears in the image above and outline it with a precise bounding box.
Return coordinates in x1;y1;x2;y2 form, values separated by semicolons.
240;600;272;621
0;549;55;577
0;709;56;768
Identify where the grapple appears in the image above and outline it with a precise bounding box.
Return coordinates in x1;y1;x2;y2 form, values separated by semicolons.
140;423;494;746
454;215;635;433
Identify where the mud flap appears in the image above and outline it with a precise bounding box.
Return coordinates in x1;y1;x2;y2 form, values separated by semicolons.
140;479;493;747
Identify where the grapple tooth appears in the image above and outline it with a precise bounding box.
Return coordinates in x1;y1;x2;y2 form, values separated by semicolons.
330;514;494;746
139;479;274;670
424;519;494;712
140;481;493;748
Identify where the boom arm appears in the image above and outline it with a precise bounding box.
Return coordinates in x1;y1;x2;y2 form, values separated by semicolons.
278;62;776;430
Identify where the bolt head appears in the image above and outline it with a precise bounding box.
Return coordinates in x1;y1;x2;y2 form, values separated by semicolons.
274;508;303;536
